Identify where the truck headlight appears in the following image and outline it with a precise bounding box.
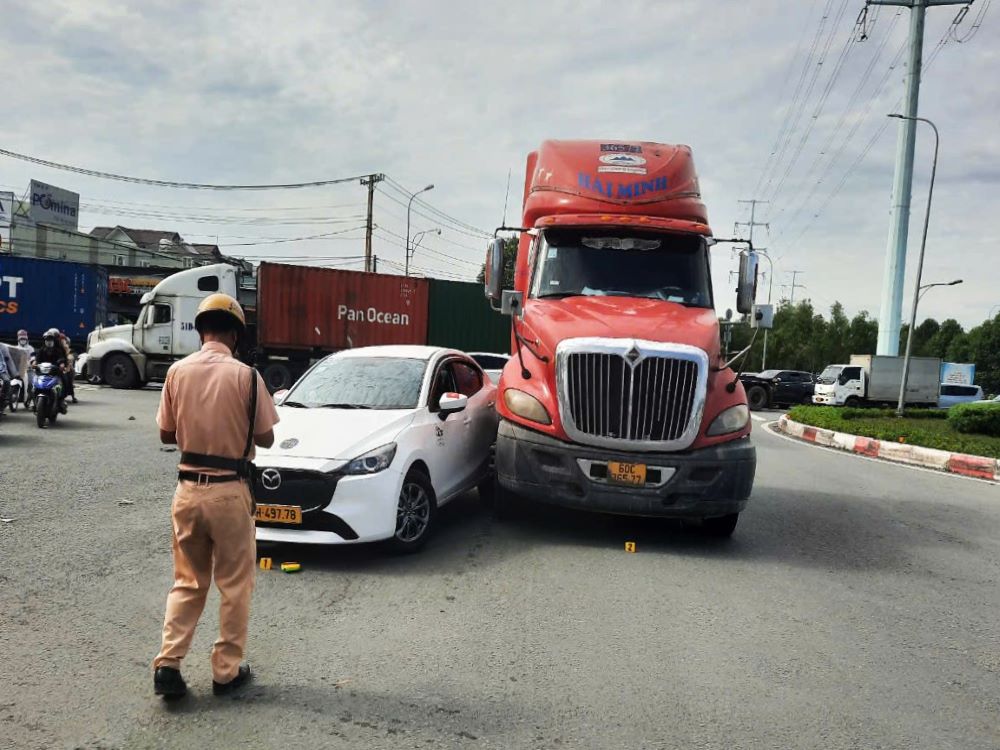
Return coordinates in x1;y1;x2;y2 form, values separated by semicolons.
706;404;749;436
503;388;552;425
343;443;396;475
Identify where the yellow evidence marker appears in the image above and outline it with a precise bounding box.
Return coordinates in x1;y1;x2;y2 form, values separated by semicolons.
281;562;302;574
259;557;273;571
624;542;637;553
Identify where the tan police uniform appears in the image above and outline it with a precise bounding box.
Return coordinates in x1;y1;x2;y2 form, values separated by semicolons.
153;341;278;683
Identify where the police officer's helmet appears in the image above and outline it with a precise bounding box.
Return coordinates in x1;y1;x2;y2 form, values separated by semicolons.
195;293;246;336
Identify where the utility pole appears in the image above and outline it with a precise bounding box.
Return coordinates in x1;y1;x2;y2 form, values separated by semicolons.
869;0;969;355
736;199;771;368
360;173;384;273
785;270;806;304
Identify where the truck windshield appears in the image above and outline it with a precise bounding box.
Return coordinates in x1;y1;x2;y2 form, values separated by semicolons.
816;366;844;385
530;228;712;307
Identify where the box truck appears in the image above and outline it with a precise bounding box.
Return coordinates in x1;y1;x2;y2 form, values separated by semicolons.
812;354;941;407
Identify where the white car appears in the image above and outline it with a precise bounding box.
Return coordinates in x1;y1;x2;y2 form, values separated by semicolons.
468;352;510;385
254;346;498;552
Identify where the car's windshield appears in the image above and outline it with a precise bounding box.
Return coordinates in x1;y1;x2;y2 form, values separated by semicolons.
816;365;844;385
529;228;712;307
758;370;780;379
287;356;426;409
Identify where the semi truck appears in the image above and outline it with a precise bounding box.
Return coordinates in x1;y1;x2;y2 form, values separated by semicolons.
87;262;431;391
0;256;108;346
812;354;941;407
86;261;512;391
484;139;764;536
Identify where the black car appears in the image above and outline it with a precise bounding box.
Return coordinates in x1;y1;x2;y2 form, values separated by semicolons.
739;369;815;411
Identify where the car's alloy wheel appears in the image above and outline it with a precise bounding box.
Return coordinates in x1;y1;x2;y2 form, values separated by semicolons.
389;471;436;553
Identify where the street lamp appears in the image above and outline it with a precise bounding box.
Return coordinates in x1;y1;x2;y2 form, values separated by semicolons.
891;112;940;417
405;184;434;276
757;249;775;369
408;228;441;268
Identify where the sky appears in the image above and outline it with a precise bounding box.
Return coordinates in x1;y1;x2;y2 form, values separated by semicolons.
0;0;996;329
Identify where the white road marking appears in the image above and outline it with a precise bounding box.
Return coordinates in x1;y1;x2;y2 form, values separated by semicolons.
751;414;768;422
762;420;998;486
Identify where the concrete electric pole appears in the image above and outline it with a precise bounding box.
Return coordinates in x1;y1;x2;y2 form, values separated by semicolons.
736;199;771;366
360;173;385;273
785;270;806;304
869;0;970;355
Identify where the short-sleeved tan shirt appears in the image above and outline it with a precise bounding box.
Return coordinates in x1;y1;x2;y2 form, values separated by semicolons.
156;341;279;475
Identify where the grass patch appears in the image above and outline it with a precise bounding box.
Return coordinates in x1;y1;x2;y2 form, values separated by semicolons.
787;405;1000;460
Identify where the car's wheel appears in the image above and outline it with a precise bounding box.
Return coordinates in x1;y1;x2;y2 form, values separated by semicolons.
746;385;769;411
104;354;140;389
387;469;437;554
262;363;293;392
36;394;48;428
701;513;739;538
844;396;861;408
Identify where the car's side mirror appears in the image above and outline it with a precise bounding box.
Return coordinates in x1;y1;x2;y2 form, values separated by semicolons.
438;392;468;419
736;250;759;315
484;238;504;303
273;389;289;405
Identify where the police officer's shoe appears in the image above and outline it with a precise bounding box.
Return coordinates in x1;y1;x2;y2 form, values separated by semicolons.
153;666;187;699
213;664;252;696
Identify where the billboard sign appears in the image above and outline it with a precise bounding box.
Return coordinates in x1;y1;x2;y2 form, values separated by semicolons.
28;180;79;230
941;362;975;386
0;191;14;226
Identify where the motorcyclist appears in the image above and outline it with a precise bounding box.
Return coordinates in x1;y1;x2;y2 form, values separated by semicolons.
0;342;14;406
16;330;35;360
33;330;69;414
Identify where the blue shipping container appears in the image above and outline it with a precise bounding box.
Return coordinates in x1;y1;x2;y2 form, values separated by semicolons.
0;256;108;344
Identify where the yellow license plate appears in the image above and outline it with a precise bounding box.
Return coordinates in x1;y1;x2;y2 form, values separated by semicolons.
607;461;647;486
255;504;302;524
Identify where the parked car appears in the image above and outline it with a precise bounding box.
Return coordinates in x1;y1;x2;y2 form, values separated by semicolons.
739;369;815;411
938;383;984;408
253;346;498;553
468;352;510;384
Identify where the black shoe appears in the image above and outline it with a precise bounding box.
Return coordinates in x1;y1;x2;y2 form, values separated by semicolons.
71;396;78;404
154;666;187;699
213;664;252;696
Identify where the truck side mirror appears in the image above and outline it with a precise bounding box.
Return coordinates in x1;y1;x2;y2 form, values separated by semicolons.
484;238;504;303
736;250;758;315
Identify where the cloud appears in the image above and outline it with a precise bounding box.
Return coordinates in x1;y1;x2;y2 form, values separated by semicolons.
0;0;995;328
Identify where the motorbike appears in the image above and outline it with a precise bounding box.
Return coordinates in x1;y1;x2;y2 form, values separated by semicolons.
3;375;22;412
32;363;67;428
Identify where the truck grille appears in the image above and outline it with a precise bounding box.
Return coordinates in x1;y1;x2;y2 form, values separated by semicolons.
557;340;707;450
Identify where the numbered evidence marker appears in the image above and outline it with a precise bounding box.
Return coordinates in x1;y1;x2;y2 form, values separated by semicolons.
625;542;637;553
259;557;273;571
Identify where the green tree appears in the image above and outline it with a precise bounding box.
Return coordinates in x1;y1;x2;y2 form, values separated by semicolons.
477;237;518;289
927;318;965;360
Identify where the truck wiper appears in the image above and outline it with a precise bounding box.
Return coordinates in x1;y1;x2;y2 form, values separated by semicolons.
281;400;308;408
537;291;583;299
317;403;372;409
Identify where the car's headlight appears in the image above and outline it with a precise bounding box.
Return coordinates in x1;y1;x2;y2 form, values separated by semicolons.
343;443;397;475
503;388;552;425
706;404;750;436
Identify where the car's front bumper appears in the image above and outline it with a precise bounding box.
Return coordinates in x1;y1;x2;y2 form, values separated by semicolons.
495;420;756;518
254;463;404;545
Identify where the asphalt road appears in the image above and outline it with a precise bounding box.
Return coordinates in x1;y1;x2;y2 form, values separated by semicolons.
1;392;998;749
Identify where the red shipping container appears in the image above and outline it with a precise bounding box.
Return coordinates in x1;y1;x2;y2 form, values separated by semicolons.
256;263;429;350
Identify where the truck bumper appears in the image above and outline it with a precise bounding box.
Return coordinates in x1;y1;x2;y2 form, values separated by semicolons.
496;420;756;518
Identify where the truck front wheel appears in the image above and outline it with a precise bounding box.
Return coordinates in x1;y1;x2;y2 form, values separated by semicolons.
746;385;770;411
262;363;293;392
104;354;140;389
701;513;739;538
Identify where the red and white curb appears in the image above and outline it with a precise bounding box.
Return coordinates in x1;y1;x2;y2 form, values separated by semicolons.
775;415;1000;482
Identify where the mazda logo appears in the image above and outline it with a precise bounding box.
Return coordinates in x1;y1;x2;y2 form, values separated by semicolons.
261;468;282;491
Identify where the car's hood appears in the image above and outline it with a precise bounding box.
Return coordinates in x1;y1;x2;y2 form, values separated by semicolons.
93;323;134;342
257;406;416;469
523;296;720;360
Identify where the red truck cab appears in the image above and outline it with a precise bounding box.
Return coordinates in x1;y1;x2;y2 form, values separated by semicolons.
484;140;760;535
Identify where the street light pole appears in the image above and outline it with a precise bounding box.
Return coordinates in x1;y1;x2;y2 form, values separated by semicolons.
891;112;941;417
758;249;774;370
405;184;434;276
409;228;441;270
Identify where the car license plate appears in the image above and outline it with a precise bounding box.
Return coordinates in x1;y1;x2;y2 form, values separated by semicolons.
255;504;302;524
607;461;647;486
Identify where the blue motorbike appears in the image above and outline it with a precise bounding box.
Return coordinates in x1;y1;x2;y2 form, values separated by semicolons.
32;363;66;429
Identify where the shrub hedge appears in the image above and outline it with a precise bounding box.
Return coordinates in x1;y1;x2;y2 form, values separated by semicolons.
948;401;1000;437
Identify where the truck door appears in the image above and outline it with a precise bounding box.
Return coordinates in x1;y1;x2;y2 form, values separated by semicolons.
837;366;863;404
141;303;173;355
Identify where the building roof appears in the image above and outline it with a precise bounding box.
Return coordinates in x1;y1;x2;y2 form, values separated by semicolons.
87;226;182;249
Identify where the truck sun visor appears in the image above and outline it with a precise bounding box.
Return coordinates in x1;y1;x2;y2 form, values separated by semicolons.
581;237;661;251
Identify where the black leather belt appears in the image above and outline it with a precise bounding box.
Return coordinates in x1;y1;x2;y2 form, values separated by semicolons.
178;471;242;484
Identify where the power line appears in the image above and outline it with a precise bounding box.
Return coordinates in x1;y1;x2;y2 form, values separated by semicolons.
0;147;370;190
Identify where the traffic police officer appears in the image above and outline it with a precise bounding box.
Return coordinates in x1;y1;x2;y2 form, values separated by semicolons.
152;293;279;699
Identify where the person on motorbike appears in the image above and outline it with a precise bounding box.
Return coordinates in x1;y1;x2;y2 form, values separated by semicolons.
34;331;68;414
0;342;14;407
57;332;77;403
17;330;35;360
